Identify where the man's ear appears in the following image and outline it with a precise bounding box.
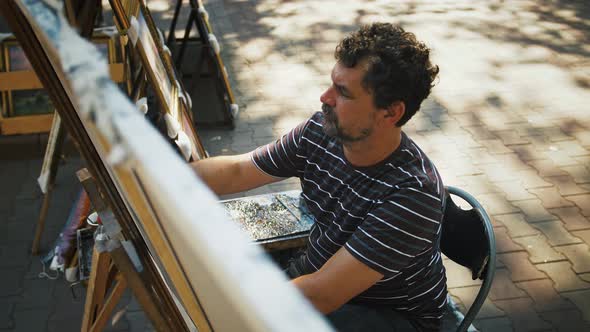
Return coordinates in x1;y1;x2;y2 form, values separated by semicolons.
382;101;405;126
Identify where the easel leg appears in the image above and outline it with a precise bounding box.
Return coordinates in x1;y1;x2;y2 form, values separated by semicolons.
88;275;128;332
32;187;53;254
32;115;66;255
175;8;196;68
108;244;172;331
78;168;174;331
166;0;183;46
81;247;112;331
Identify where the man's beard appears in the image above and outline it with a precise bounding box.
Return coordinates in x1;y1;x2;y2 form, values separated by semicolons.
321;103;372;143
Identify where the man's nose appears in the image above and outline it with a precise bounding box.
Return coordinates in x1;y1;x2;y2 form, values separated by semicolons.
320;87;334;106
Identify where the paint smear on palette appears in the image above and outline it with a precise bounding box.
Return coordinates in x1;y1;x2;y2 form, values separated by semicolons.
223;191;313;241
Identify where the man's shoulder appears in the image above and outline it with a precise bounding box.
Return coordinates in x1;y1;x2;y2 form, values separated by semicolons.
299;112;334;148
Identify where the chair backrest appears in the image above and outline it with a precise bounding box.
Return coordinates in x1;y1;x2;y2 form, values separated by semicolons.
440;186;497;332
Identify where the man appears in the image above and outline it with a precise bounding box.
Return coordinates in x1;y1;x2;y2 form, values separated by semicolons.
192;23;445;331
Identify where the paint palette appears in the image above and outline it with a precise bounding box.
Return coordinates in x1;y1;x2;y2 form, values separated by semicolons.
222;190;314;249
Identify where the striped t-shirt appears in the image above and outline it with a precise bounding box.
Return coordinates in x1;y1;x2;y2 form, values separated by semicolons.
252;112;447;331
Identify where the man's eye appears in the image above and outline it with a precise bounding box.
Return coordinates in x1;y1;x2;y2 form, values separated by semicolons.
336;87;349;98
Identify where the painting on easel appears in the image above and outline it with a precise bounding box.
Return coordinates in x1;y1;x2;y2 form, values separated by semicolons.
0;0;332;331
0;33;122;135
3;40;52;116
109;0;207;160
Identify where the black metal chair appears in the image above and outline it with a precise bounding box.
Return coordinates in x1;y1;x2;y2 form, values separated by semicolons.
440;186;497;332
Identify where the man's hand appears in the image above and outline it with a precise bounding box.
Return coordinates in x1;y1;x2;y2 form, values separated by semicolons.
291;247;383;314
191;152;282;195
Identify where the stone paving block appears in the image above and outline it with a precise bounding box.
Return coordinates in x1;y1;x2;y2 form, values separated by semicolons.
493;130;530;146
0;268;25;297
527;159;569;177
566;194;590;217
512;199;557;223
509;144;543;163
540;127;576;143
498;252;547;282
448;286;505;319
572;131;590;148
560;164;590;184
462;125;498;141
450;133;482;149
46;282;98;332
13;308;49;332
493;297;553;332
0;298;15;329
512;235;565;263
550;207;590;231
0;222;36;245
529;187;575;209
0;244;31;269
573;156;590;171
515;169;554;189
444;157;483;177
536;261;590;292
494;227;525;253
494;181;537;201
555;243;590;274
515;279;575;312
541;309;590;332
455;174;500;196
476;193;520;215
573;229;590;247
126;311;154;332
494;214;540;237
553;141;590;157
444;257;482;289
531;220;584;246
479;139;514;154
488;268;527;301
544;149;579;167
545;175;590;196
467;148;497;165
472;316;513;332
561;289;590;323
451;113;483;127
0;198;13;216
15;277;54;310
478;163;521;183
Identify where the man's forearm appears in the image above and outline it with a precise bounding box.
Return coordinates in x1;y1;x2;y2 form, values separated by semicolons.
191;154;246;195
191;152;281;195
292;273;341;314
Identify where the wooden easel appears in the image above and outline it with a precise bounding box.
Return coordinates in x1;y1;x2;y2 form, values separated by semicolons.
1;2;195;330
0;38;55;135
167;0;237;128
77;168;172;332
31;114;66;254
31;1;127;254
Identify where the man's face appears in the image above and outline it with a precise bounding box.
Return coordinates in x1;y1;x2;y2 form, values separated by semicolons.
320;62;381;143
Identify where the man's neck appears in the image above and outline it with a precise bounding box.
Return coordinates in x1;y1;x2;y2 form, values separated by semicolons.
342;129;402;167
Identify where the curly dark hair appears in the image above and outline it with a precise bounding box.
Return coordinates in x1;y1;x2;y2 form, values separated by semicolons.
335;23;439;126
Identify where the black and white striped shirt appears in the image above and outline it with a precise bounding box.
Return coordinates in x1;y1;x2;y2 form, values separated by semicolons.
252;112;447;330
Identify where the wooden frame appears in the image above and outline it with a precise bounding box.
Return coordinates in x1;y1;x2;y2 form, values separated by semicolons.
0;33;125;135
168;0;237;127
0;1;331;331
109;0;207;160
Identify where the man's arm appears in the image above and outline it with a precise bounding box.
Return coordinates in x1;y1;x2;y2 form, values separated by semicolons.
292;247;383;314
190;152;283;195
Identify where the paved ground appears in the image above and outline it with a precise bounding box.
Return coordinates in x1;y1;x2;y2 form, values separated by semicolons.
1;0;589;331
